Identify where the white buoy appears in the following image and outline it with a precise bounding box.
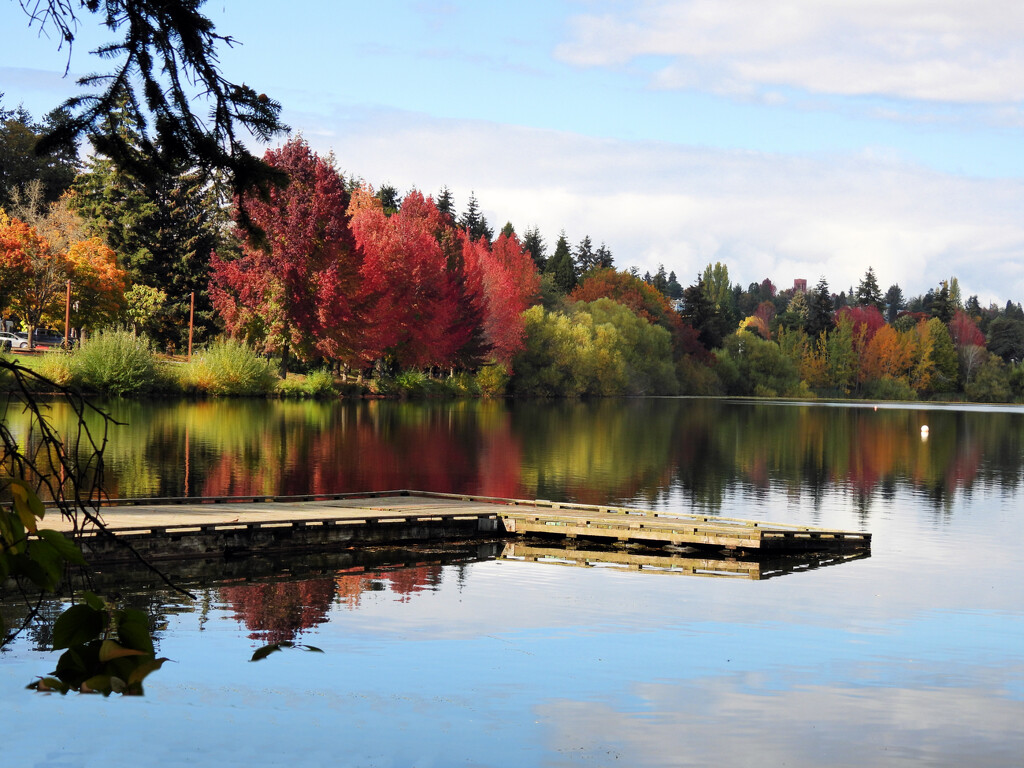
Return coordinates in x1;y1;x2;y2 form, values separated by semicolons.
921;425;929;439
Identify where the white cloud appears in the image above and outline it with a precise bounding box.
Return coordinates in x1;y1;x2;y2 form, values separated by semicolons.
303;106;1024;304
556;1;1024;104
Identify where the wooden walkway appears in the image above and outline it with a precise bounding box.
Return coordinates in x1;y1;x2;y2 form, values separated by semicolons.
47;490;871;560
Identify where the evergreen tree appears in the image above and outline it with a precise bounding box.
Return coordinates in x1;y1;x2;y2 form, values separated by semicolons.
72;106;229;350
500;221;516;238
855;267;885;311
884;283;905;324
666;270;683;299
680;276;723;349
377;183;400;215
575;235;597;274
546;231;577;294
0;98;79;211
459;192;493;243
435;186;455;221
594;242;614;270
652;264;669;295
522;226;546;270
805;277;834;338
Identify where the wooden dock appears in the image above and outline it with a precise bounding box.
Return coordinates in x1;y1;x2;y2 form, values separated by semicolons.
47;490;871;563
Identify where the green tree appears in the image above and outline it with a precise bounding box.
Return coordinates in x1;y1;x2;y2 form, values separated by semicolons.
681;276;723;349
855;267;884;311
72;115;229;351
521;226;546;270
714;330;803;398
931;281;956;324
0;99;80;211
435;186;455;221
594;243;614;270
987;317;1024;363
925;317;958;391
575;235;597;274
546;231;577;294
459;192;493;243
805;277;834;338
884;283;905;324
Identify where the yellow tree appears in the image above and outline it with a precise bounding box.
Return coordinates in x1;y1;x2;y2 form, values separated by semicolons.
66;237;127;332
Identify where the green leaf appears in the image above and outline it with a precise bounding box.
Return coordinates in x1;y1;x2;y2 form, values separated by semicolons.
26;539;64;591
83;591;105;611
99;639;147;662
37;529;87;566
52;604;105;650
250;643;283;662
116;609;154;654
0;510;26;553
301;644;324;653
9;480;44;531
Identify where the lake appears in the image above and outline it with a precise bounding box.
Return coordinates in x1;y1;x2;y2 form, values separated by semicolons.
2;397;1023;767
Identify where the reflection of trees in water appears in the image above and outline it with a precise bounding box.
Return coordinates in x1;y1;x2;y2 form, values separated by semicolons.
223;566;443;641
221;579;336;644
18;398;1024;519
335;565;443;610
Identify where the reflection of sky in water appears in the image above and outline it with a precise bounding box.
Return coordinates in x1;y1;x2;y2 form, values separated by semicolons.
4;537;1023;767
1;400;1023;766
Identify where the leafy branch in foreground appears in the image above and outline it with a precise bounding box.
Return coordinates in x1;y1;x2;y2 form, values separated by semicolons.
17;0;289;208
0;357;188;651
27;590;169;695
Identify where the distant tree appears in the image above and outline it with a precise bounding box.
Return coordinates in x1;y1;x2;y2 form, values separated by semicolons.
546;231;577;294
459;192;492;243
377;184;401;215
0;99;79;210
884;284;905;324
435;186;455;221
665;270;683;299
681;276;728;350
595;243;614;270
805;277;834;338
652;265;669;296
500;221;516;239
925;317;959;391
855;267;884;311
931;281;956;324
574;235;596;274
987;316;1024;363
521;226;546;271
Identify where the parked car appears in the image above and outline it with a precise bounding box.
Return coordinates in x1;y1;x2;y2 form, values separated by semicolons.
0;331;29;349
20;329;65;347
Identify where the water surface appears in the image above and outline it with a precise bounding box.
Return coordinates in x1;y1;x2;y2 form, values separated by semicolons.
3;398;1022;767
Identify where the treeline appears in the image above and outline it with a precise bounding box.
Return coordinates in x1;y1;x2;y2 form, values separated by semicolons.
4;96;1024;402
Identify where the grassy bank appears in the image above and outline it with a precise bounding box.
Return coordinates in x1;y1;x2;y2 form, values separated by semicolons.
11;331;506;400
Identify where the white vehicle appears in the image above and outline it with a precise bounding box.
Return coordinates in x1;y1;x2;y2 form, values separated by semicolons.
0;332;29;349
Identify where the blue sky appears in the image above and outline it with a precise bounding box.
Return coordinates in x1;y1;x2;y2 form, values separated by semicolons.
3;0;1024;303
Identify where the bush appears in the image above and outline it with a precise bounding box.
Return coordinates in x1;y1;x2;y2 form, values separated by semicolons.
73;329;159;396
275;368;338;399
181;340;276;396
33;351;76;388
448;371;481;397
863;376;918;402
476;364;509;398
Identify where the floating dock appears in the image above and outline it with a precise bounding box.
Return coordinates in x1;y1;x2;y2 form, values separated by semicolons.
47;490;871;563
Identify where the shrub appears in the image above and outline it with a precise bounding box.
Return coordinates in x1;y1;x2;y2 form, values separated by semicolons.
33;351;76;388
448;372;480;397
475;364;509;398
73;329;159;396
181;340;276;396
274;368;338;399
863;376;917;402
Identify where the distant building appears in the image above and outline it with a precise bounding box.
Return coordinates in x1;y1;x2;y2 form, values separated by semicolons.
793;278;807;293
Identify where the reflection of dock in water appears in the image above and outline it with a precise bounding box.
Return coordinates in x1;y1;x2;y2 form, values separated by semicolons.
501;542;870;580
49;490;870;562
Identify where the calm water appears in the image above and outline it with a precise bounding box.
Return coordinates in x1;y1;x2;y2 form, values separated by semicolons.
3;397;1023;767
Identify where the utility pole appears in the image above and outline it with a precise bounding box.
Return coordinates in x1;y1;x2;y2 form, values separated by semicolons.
64;279;71;349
